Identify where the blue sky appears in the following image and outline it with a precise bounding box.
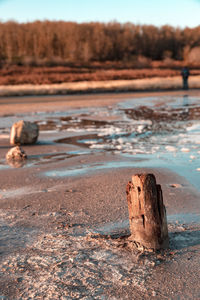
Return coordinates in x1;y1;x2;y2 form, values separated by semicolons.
0;0;200;28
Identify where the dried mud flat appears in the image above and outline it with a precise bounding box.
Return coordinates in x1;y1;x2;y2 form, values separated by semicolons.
0;90;200;299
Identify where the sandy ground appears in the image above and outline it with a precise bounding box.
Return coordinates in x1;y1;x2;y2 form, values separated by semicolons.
0;90;200;299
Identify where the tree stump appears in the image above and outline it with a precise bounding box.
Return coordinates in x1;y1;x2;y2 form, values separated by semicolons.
126;173;169;250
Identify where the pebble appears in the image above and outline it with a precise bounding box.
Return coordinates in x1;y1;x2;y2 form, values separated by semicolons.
152;291;157;296
65;189;76;193
177;226;185;231
169;183;182;188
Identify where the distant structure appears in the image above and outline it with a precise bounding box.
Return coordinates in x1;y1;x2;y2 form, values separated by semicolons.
181;66;190;90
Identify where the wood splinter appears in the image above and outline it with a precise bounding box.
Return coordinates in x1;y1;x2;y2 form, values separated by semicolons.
126;173;169;250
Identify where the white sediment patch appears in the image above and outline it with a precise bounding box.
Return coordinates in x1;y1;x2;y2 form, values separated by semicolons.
0;185;50;199
90;144;107;149
165;146;177;152
181;148;190;152
0;223;149;299
186;123;200;132
190;155;196;160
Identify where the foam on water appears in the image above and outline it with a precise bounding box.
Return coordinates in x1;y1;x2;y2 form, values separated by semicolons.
41;95;200;191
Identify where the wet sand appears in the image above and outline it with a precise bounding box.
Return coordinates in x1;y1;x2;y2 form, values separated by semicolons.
1;89;200;117
0;90;200;299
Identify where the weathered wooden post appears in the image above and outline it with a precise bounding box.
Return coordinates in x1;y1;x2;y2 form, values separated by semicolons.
126;173;169;250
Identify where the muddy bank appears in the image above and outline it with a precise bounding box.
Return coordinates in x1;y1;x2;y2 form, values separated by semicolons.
0;91;200;299
0;155;199;299
0;146;200;299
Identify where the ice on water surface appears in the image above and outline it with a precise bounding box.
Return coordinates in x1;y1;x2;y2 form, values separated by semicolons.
45;95;200;190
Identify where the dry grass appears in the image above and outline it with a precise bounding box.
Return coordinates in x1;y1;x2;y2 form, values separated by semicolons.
1;64;200;96
1;65;200;86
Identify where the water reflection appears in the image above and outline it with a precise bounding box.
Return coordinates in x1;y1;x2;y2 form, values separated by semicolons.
183;95;189;106
6;158;27;168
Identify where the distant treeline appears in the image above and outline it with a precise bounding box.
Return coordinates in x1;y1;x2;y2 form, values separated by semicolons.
0;21;200;66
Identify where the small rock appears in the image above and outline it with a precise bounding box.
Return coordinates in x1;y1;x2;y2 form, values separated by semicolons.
169;183;182;188
23;205;31;210
65;189;74;193
6;146;27;168
10;120;39;145
177;226;185;231
6;146;27;160
152;291;157;296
